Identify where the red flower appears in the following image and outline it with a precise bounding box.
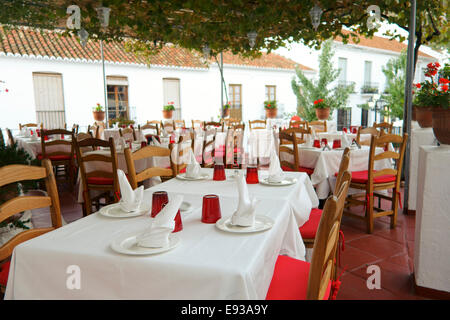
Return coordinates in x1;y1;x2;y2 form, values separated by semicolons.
412;90;415;94
318;99;324;103
314;100;318;105
439;78;449;84
427;63;433;68
430;70;437;76
415;83;421;88
442;84;449;92
267;104;271;107
435;62;441;68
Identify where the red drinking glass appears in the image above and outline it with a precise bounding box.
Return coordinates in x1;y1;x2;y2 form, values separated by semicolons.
351;127;357;134
343;127;348;133
246;166;259;184
201;194;222;223
36;129;41;137
151;191;168;217
213;164;226;181
313;139;321;148
321;138;328;147
30;129;34;135
332;139;341;149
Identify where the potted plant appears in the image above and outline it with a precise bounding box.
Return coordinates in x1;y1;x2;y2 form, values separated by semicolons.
264;100;278;118
163;102;175;119
413;62;449;139
222;102;231;118
93;103;105;121
313;98;330;120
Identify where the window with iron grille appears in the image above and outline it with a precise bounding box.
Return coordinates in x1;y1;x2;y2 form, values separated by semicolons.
337;108;351;131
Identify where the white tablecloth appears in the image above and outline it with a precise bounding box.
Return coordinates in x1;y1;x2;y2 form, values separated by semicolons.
102;129;145;142
14;136;71;159
5;169;318;300
280;145;393;199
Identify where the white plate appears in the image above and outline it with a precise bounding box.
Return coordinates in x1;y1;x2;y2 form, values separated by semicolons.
215;215;274;234
111;231;180;256
259;177;297;186
180;201;193;214
176;173;210;181
99;203;149;218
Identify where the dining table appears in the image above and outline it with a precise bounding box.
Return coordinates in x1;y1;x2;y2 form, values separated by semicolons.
13;134;72;159
5;168;318;300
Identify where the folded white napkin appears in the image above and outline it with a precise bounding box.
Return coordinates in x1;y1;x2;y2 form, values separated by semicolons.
231;172;258;227
185;148;201;178
268;147;284;183
137;194;183;248
117;169;144;212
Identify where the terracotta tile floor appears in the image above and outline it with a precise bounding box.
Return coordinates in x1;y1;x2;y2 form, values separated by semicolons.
30;184;428;300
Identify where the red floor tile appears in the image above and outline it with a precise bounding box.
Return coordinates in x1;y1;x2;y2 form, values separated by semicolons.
373;225;406;244
339;245;381;272
347;235;407;259
335;272;400;300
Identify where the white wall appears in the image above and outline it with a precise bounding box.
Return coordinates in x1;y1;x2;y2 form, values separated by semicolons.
0;55;304;133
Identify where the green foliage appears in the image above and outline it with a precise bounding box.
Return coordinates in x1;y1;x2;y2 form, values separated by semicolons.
291;40;354;121
223;102;231;109
264;100;277;110
381;50;407;119
93;103;104;112
108;118;135;126
357;103;373;111
163;104;175;111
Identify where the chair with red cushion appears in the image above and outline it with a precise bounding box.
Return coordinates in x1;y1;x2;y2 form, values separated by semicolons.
119;127;137;142
278;128;315;175
267;177;351;300
300;148;351;248
139;123;160;137
0;159;62;294
344;133;408;233
355;126;380;146
40;128;76;189
74;137;120;216
226;124;245;169
308;120;327;133
289;119;308;130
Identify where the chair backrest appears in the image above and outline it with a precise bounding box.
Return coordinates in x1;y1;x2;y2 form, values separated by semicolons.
282;127;311;144
223;118;241;127
367;133;408;189
19;123;41;130
6;128;14;145
309;120;327;133
76;132;94;153
173;119;186;129
202;130;216;168
289;120;309;129
40;128;74;160
356;126;380;146
72;124;79;134
161;120;175;133
169;135;194;174
278;129;299;171
0;128;5;148
191;120;203;129
203;121;224;132
139;123;160;136
373;122;393;134
73;137;120;203
0;159;62;261
334;147;350;195
119;127;136;141
307;173;351;300
248;119;267;130
88;124;101;139
124;145;175;189
228;123;245;131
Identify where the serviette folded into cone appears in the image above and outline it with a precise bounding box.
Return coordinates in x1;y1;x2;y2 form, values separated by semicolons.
185;149;201;178
117;169;143;212
231;171;258;227
268;148;284;183
137;194;184;248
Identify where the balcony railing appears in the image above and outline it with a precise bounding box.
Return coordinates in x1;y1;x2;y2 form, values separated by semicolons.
338;80;356;92
361;82;379;94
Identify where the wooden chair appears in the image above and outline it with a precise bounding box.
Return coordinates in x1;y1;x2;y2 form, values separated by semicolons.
124;145;175;189
173;119;186;129
280;127;311;145
373;122;393;134
19;123;41;130
72;124;79;134
223;118;241;127
161;120;175;133
0;159;62;293
73;137;120;216
6;128;14;145
248;120;267;130
119;127;137;142
300;148;351;248
202;131;216;168
40;129;75;188
203;121;224;132
225;124;245;168
266;177;351;300
191;120;203;130
139;123;160;136
0;128;5;148
88;124;101;139
343;133;408;233
309;120;327;133
169;135;194;175
278;128;315;175
289;120;309;129
355;126;380;146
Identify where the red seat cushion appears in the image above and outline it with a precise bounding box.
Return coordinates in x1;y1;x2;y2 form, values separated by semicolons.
179;167;186;174
0;261;11;287
87;177;114;185
299;208;323;239
282;165;314;175
350;170;396;184
266;255;331;300
37;154;71;161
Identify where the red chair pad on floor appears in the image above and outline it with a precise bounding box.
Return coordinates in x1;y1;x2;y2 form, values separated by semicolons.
350;170;396;184
266;255;331;300
0;261;11;287
299;208;323;239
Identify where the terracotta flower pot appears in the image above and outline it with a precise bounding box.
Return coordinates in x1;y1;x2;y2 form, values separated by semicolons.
412;105;417;121
315;107;330;120
432;107;450;145
415;107;433;128
265;108;278;119
162;110;173;119
93;111;105;121
223;108;230;117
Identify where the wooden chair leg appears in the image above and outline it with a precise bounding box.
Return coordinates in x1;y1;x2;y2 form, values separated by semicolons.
366;193;374;234
391;189;398;229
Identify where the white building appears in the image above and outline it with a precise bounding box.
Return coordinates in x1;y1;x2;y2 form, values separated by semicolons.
276;29;441;128
0;25;315;133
